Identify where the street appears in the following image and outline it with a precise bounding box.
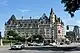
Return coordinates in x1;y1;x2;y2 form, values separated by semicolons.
0;47;64;53
0;47;80;53
0;47;63;53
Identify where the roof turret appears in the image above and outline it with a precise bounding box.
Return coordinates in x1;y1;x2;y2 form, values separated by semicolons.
50;8;54;15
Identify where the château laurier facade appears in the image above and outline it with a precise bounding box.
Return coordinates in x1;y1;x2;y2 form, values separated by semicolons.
4;8;65;42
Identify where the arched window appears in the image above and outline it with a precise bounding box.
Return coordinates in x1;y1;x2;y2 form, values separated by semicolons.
58;30;60;33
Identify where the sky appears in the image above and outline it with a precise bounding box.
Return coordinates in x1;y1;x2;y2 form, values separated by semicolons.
0;0;80;37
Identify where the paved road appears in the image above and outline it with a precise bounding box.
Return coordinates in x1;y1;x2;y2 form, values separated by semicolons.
0;47;64;53
0;47;80;53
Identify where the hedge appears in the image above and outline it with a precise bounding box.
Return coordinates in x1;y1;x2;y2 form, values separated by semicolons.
2;39;18;43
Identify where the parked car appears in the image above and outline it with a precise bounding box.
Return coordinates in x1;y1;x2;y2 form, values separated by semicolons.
38;43;44;46
60;42;64;45
28;42;37;46
11;42;24;50
28;42;44;46
49;42;57;46
44;42;50;46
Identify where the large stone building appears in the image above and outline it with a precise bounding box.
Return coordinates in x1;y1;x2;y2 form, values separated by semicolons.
4;8;65;42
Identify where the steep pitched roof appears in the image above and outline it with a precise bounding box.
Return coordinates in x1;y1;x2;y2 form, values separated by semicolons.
7;14;17;25
17;19;39;24
39;13;49;22
50;8;55;15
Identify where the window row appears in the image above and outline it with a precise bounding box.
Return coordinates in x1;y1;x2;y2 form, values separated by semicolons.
18;21;38;24
17;24;38;27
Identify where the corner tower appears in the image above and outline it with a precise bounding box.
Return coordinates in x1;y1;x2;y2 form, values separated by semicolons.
49;8;56;23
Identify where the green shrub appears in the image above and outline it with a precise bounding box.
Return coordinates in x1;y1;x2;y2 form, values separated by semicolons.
2;39;18;43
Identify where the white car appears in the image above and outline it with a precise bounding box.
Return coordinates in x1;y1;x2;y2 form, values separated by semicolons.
50;42;57;46
28;42;44;46
11;42;24;50
28;42;39;46
37;43;44;46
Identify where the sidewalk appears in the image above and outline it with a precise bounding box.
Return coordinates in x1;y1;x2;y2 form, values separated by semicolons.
71;43;80;47
0;45;10;48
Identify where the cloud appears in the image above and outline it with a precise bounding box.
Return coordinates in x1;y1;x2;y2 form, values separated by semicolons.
18;9;31;13
0;0;8;5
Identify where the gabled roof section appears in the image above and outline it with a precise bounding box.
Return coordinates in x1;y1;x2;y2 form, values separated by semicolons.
7;14;17;25
9;14;16;21
57;17;64;25
39;13;49;21
57;17;61;22
55;15;58;22
61;20;64;25
5;22;7;25
17;19;39;24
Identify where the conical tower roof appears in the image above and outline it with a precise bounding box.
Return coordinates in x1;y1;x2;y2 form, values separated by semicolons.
50;8;54;15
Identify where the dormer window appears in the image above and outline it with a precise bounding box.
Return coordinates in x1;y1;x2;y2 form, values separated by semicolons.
35;21;37;23
28;24;31;27
33;23;35;27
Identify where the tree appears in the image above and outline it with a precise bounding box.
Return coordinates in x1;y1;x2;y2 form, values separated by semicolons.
31;34;44;43
61;0;80;17
7;30;18;40
15;35;26;42
7;30;26;42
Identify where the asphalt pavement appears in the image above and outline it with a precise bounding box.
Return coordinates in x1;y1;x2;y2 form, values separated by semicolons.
0;47;64;53
1;47;80;53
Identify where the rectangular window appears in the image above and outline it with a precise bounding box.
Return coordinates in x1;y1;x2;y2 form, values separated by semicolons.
18;22;20;24
47;32;50;34
20;24;23;27
28;24;31;27
24;24;27;27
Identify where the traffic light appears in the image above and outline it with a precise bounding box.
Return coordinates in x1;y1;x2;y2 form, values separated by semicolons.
66;25;69;30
